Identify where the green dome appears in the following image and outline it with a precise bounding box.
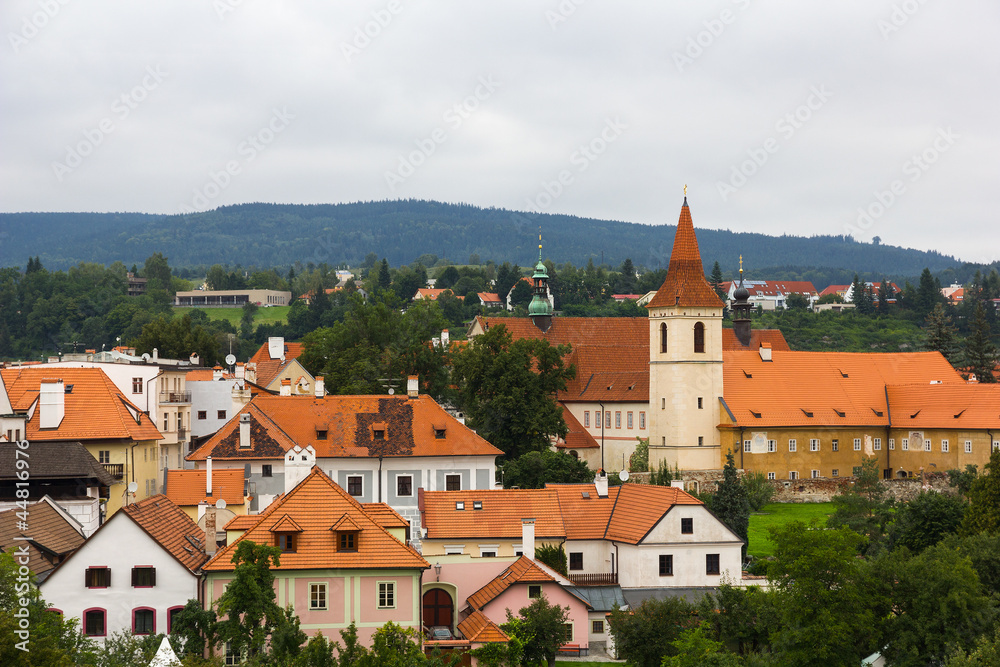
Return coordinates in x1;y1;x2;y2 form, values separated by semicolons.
532;260;548;278
528;294;551;316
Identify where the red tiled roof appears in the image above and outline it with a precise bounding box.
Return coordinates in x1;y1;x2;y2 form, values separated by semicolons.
188;394;501;461
123;494;210;574
555;407;600;450
467;556;556;610
722;329;791;351
0;499;84;580
562;345;648;402
414;288;462;301
203;467;428;571
722;280;817;297
721;350;964;427
224;514;261;531
458;610;509;643
474;316;648;348
249;341;306;388
0;367;162;442
477;292;502;304
421;488;566;540
818;285;850;298
186;369;233;381
361;503;410;529
646;200;725;310
886;383;1000;430
165;468;245;507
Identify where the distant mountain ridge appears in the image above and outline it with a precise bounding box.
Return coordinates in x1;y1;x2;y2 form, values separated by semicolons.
0;200;958;276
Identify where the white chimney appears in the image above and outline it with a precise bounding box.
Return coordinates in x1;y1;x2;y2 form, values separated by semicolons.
235;363;245;380
189;353;200;365
594;470;609;498
268;337;284;361
758;342;772;362
213;366;223;381
152;348;159;361
521;518;536;561
206;456;213;496
670;480;685;490
441;329;450;347
245;363;257;384
315;376;325;398
280;378;292;396
239;413;251;449
407;375;419;399
204;505;217;557
285;445;316;494
39;379;65;429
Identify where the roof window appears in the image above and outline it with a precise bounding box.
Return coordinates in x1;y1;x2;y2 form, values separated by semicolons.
473;501;483;510
456;502;465;511
834;409;846;418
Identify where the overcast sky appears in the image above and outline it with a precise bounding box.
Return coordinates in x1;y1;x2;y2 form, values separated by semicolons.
2;1;998;263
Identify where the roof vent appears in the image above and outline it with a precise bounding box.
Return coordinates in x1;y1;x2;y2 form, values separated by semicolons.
910;410;921;419
834;409;846;418
473;501;483;510
750;410;762;419
838;369;849;378
872;408;884;417
455;502;465;511
954;409;965;418
742;370;753;378
581;491;590;499
64;384;74;393
930;380;942;385
800;409;813;418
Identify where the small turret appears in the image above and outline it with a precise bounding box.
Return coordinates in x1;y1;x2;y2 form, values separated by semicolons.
528;229;553;332
733;255;752;347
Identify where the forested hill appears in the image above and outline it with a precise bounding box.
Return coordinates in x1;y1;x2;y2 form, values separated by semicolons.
0;200;958;275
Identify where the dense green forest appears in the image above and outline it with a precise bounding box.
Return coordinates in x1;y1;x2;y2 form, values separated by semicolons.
0;200;964;281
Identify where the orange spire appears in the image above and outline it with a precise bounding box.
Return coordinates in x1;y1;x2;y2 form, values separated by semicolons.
646;197;725;309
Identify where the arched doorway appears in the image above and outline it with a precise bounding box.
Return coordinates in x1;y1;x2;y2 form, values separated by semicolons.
423;588;453;628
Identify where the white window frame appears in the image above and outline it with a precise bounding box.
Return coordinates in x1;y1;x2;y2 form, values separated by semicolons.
744;440;751;453
396;474;413;497
639;412;646;429
309;583;327;610
788;439;797;453
768;440;776;453
810;439;820;452
874;438;881;451
889;439;895;450
627;412;633;429
767;472;775;480
584;411;589;428
789;471;798;480
965;440;972;454
615;411;621;429
479;544;499;558
854;438;862;451
924;440;932;452
811;470;820;479
377;581;395;609
941;440;949;453
832;469;839;477
902;438;909;451
346;475;364;497
445;474;461;491
832;439;839;452
443;544;465;555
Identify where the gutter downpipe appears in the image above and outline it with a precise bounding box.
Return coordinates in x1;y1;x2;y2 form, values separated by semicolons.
884;385;892;479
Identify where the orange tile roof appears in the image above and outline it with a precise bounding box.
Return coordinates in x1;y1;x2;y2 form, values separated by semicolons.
186;369;233;382
562;345;649;402
188;394;501;461
722;329;791;351
203;467;428;572
721;350;964;427
421;489;566;540
249;341;306;388
0;367;162;442
467;556;556;610
646;200;725;310
819;284;851;298
224;514;261;531
123;494;210;574
721;280;817;297
475;316;648;348
887;383;1000;430
555;407;600;450
415;288;462;301
362;503;410;529
0;499;84;580
165;468;246;507
477;292;502;304
458;610;509;643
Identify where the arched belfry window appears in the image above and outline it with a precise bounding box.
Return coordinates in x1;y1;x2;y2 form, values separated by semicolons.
660;323;668;353
694;322;705;354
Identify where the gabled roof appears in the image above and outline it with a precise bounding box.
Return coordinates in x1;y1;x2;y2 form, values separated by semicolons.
467;556;557;610
458;610;509;643
203;467;428;571
0;498;85;581
122;494;210;574
473;316;648;348
0;368;162;442
0;441;115;486
722;350;964;427
361;503;410;529
562;345;648;402
819;284;851;298
722;280;818;297
271;514;304;533
887;383;1000;430
477;292;502;304
420;488;566;540
414;288;461;301
646;200;725;310
224;514;261;531
721;329;791;352
165;468;245;507
188;394;501;461
248;341;306;388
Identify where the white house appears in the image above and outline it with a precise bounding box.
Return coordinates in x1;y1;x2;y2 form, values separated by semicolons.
41;494;210;642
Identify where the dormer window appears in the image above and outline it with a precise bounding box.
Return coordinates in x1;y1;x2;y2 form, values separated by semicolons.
473;501;483;510
316;429;328;440
338;532;358;552
373;429;385;440
276;534;296;552
434;428;446;439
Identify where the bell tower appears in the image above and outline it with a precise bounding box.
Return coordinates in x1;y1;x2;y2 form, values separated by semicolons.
646;193;725;471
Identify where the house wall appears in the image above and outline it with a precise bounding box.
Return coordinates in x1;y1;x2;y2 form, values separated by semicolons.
188;379;235;438
82;438;159;518
563;401;648;471
564;539;612;577
41;514;199;641
263;360;314;395
484;582;589;648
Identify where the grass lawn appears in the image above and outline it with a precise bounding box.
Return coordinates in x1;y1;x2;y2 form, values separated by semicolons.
173;306;290;326
747;502;833;558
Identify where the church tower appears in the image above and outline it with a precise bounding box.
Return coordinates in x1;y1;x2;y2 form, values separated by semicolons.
646;194;725;471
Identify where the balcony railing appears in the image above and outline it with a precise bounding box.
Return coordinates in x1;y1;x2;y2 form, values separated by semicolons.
159;391;192;404
176;427;187;440
102;463;124;480
566;572;618;586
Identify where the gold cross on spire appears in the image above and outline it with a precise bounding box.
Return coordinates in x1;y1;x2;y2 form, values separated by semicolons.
739;254;743;274
683;184;687;197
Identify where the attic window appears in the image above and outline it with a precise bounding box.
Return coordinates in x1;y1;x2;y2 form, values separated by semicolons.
455;502;465;511
872;409;884;417
801;409;813;418
434;428;446;439
910;410;921;419
276;534;296;552
628;383;635;391
338;531;358;552
742;370;752;378
834;409;846;418
64;384;74;393
954;409;966;418
373;428;385;440
316;429;328;440
750;410;762;419
838;369;849;378
473;501;483;510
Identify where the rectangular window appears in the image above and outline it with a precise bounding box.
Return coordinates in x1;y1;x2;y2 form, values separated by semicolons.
965;440;972;454
659;554;673;576
218;410;227;420
339;533;357;552
317;429;329;440
133;608;154;635
627;412;633;429
994;441;1000;451
446;474;461;491
744;440;751;453
262;464;272;477
706;553;720;575
99;450;110;464
378;582;395;609
662;398;666;410
528;585;542;599
197;411;207;420
832;439;839;452
277;534;295;552
396;475;412;497
593;620;605;634
310;583;327;610
639;412;646;429
584;411;589;428
373;428;385;440
605;412;611;429
347;476;363;496
569;552;583;571
131;566;155;587
563;623;574;643
698;436;704;446
132;377;143;394
767;472;775;480
789;471;798;480
768;440;776;453
941;440;949;453
163;415;168;431
889;439;895;450
595;411;601;428
615;412;621;429
85;567;110;588
810;439;820;452
811;470;820;479
225;643;239;666
681;517;693;534
85;609;106;636
902;438;909;451
924;440;932;452
832;469;839;477
788;439;797;452
854;438;862;451
874;438;882;451
698;397;703;409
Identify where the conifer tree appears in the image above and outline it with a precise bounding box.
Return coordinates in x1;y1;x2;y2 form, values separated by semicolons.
962;301;998;383
376;258;392;293
916;267;940;316
709;261;726;302
712;452;750;556
923;303;959;364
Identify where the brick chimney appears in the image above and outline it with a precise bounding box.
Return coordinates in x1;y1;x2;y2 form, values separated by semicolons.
204;504;217;557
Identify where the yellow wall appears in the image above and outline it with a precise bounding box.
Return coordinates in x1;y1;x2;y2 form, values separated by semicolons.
85;438;160;518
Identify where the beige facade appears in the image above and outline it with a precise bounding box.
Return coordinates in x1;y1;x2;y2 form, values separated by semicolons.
563;401;648;470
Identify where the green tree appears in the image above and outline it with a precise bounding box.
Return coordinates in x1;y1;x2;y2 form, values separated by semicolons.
451;324;574;459
916;267;942;316
503;595;570;667
240;301;258;339
333;623;368;667
269;606;307;665
961;447;1000;535
945;627;1000;667
535;543;568;576
618;258;638;294
629;437;649;472
784;292;809;311
827;456;894;551
608;596;697;667
376;259;392;293
709;261;726;302
133;313;221;365
888;490;966;553
712;452;750;556
299;632;337;667
961;300;998;383
509;280;532;308
923;302;960;364
500;450;593;489
494;263;521;305
436;266;460;289
215;540;284;660
360;621;426;667
143;252;172;292
742;471;775;512
661;622;742;667
169;598;217;657
700;583;779;656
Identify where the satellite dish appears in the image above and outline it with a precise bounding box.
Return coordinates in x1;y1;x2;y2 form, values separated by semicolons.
619;470;630;482
387;388;394;395
225;354;236;366
215;498;227;510
127;481;138;494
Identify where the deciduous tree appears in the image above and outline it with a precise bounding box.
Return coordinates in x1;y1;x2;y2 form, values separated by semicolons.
215;540;284;660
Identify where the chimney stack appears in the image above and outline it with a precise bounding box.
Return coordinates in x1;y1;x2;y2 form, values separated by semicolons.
594;470;609;498
280;378;292;396
213;366;223;381
441;329;450;347
239;413;251;449
204;505;217;557
235;363;245;380
758;342;772;362
521;518;536;561
407;375;419;399
39;379;65;429
152;348;159;361
206;456;213;496
244;362;256;384
315;376;325;398
284;445;316;494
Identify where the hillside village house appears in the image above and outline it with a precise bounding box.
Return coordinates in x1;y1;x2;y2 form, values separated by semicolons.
246;337;318;397
41;494;209;642
186;377;502;534
164;466;249;523
0;367;163;518
721;279;818;310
